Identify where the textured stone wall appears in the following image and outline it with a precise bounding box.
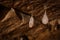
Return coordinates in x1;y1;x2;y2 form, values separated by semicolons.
0;0;60;40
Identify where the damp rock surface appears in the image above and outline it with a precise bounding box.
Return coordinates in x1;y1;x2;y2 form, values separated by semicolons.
0;0;60;40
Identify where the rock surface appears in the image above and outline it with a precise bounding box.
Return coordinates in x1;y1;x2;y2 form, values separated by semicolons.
0;0;60;40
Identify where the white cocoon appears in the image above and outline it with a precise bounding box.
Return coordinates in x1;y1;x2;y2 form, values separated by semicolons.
29;16;34;28
42;11;49;24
